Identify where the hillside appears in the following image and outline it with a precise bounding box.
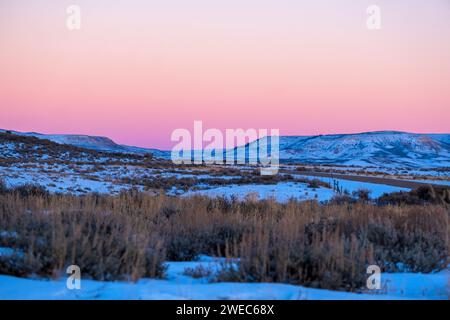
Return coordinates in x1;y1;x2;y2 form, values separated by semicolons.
235;131;450;168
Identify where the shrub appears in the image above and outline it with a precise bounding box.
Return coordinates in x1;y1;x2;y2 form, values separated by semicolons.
11;184;49;197
0;179;7;194
377;185;450;205
328;194;356;205
0;193;166;281
352;189;371;202
307;179;321;189
0;192;447;291
183;265;215;279
225;203;448;290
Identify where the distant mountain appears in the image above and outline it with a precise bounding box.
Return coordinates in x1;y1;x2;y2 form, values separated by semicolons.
234;131;450;168
0;129;170;158
2;129;449;168
278;131;450;167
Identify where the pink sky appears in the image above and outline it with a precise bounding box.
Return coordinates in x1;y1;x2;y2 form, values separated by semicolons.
0;0;449;149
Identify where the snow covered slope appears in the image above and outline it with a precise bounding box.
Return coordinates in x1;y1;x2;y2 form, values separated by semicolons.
2;129;449;167
0;129;170;158
235;131;450;168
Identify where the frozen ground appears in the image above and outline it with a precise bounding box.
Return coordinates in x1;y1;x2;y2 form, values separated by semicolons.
0;163;138;195
0;256;447;300
1;161;415;202
184;182;335;202
294;175;410;198
2;130;449;198
1;133;449;300
286;164;450;178
184;176;411;202
1;134;448;201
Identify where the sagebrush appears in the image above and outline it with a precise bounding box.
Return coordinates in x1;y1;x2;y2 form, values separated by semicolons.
0;189;447;291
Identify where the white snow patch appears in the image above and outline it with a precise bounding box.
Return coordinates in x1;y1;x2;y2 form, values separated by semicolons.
0;247;15;258
0;258;447;300
294;175;410;198
184;182;335;202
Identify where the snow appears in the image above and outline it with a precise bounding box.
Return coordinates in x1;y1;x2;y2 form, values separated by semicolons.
183;176;412;203
0;129;171;158
0;163;140;195
0;247;14;257
0;257;447;300
0;231;19;240
294;175;410;198
2;130;448;201
2;171;133;195
288;164;450;178
233;131;450;168
184;182;335;202
377;271;449;299
3;128;450;168
160;172;235;180
0;159;414;202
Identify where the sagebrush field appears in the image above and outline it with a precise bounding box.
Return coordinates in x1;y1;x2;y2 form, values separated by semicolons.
1;186;447;292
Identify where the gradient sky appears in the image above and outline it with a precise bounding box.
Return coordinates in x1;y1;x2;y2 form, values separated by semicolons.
0;0;449;149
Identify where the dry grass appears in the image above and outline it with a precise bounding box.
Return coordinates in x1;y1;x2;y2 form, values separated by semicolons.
0;189;448;291
0;191;166;281
218;201;448;290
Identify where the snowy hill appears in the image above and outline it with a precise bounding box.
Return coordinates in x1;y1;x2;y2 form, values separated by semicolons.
0;129;169;158
232;131;450;168
2;129;449;168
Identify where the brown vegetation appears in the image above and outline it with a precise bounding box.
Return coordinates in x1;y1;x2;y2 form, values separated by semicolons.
377;185;450;206
0;187;447;291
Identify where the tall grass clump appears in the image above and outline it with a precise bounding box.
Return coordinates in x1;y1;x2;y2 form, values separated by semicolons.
221;201;448;290
0;188;448;291
0;191;166;280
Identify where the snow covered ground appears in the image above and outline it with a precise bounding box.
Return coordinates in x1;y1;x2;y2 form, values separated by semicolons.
184;182;335;202
184;176;411;203
1;132;448;300
1;167;132;195
287;164;450;179
1;160;413;202
294;175;410;198
0;162;425;203
1;133;447;201
0;256;447;300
